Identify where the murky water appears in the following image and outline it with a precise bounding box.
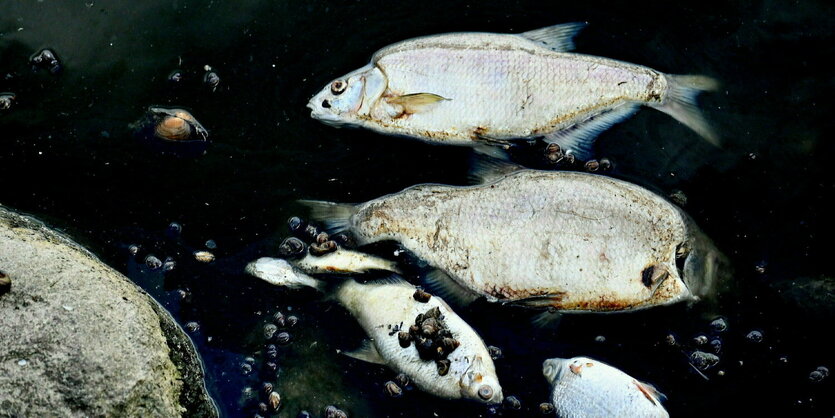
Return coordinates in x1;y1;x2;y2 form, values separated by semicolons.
1;1;833;416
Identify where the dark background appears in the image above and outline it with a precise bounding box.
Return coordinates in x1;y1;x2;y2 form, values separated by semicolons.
1;0;833;416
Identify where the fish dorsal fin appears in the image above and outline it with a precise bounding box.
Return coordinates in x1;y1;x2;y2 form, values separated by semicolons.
386;93;449;114
519;22;587;52
543;103;639;161
467;155;525;184
364;274;412;287
343;339;386;365
423;268;480;308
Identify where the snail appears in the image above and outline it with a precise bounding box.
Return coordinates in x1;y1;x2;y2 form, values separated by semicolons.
0;93;15;111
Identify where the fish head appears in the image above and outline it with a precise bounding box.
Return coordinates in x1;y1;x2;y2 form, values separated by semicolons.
459;355;503;404
307;64;387;127
677;227;729;301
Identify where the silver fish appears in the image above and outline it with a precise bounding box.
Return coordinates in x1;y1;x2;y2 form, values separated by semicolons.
302;168;725;312
246;257;503;404
543;356;669;417
291;248;401;275
308;23;718;160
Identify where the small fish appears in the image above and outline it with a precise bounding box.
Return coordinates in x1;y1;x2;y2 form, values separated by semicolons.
543;356;669;417
301;167;726;313
246;257;503;404
308;23;718;160
291;248;401;275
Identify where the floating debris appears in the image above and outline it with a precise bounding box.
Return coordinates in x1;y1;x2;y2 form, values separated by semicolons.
205;239;217;249
690;350;720;371
745;330;764;343
273;311;286;327
162;257;176;272
275;332;291;345
0;92;15;111
0;271;11;296
710;317;728;333
17;359;28;366
324;405;348;418
168;70;185;83
413;288;432;303
278;237;306;259
263;324;277;340
487;346;503;360
394;373;410;388
384;380;403;398
203;70;221;91
669;189;688;206
268;391;281;410
503;395;521;410
30;48;62;73
144;255;162;270
193;251;215;263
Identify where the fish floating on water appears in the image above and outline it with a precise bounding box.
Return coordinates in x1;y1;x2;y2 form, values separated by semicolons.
301;167;726;313
543;356;669;417
246;257;503;404
308;23;719;160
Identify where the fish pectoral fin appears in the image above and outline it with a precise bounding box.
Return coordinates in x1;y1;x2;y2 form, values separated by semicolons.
519;22;587;52
633;379;667;405
343;339;387;365
423;268;480;308
467;154;525;184
509;293;567;309
530;310;564;329
386;93;449;114
542;103;639;161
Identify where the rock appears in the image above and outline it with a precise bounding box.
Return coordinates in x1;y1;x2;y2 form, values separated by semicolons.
0;205;217;417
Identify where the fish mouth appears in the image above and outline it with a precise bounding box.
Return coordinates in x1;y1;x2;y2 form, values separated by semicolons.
306;99;346;127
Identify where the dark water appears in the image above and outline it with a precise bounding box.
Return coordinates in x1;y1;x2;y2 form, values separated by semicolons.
1;1;833;416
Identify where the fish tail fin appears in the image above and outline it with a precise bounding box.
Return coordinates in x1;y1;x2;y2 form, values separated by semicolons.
298;200;357;234
654;74;721;146
245;257;327;292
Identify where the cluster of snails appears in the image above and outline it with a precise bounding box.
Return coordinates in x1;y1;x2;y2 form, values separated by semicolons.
396;306;460;376
278;216;354;258
542;143;613;173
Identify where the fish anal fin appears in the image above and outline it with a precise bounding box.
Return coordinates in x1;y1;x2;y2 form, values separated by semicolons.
343;339;386;365
423;268;479;308
542;104;639;161
519;22;587;52
531;310;564;329
386;93;449;114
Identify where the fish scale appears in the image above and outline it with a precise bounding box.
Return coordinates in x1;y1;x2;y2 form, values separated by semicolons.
305;169;724;312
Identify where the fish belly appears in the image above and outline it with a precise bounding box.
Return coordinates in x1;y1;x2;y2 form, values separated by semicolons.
354;171;688;309
335;281;492;399
374;47;661;144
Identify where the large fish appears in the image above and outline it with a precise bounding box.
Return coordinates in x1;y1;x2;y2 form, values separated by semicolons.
543;356;669;417
301;168;726;313
308;23;718;159
246;257;503;404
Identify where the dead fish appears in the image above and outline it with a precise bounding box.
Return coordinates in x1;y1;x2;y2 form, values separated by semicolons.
308;23;718;160
543;356;669;417
290;248;401;275
246;257;502;404
301;166;726;313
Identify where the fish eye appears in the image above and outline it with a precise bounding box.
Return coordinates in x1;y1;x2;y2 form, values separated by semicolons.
321;99;331;109
330;80;347;95
477;385;493;400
